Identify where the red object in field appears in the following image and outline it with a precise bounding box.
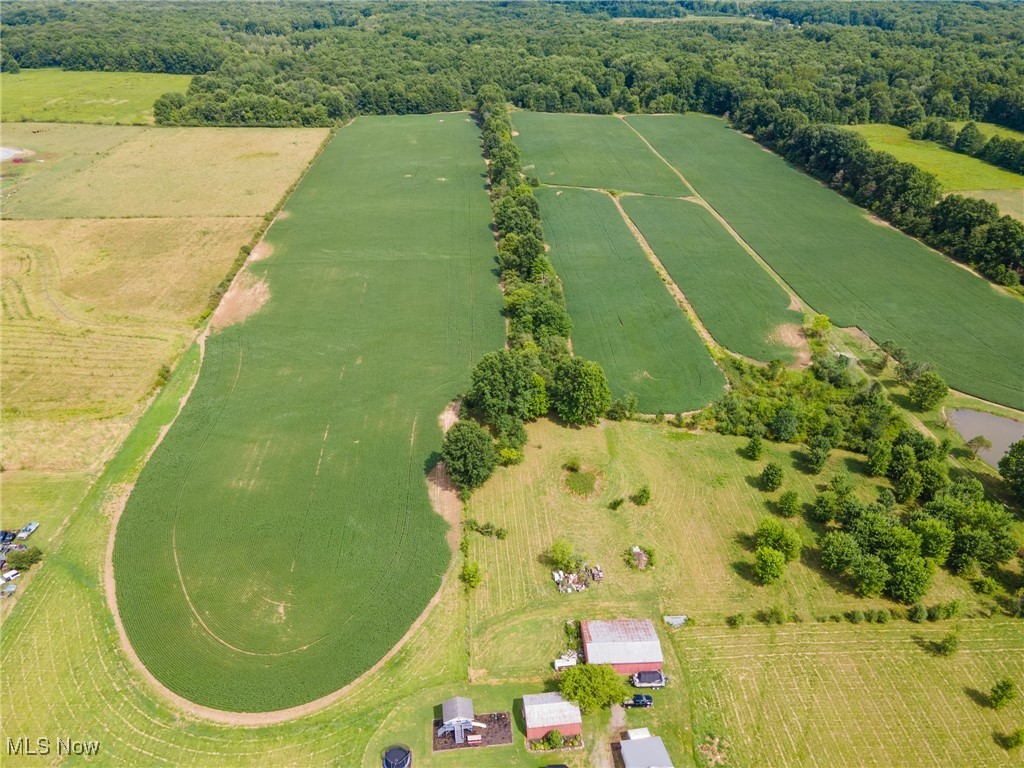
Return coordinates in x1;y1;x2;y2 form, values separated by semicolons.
11;158;25;163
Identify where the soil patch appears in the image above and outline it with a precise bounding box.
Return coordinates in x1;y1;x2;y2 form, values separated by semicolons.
770;323;811;366
211;269;269;329
432;712;513;751
247;241;273;262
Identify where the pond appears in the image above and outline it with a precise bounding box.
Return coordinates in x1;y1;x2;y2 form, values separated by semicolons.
950;409;1024;469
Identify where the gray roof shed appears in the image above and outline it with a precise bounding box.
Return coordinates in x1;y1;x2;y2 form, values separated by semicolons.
620;735;674;768
441;696;474;723
581;619;664;666
522;692;582;729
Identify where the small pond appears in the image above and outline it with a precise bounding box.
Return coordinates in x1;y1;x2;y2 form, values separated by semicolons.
950;409;1024;469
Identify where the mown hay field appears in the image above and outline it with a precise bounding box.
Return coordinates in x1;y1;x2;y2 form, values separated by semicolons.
113;114;505;712
846;123;1024;214
2;122;328;218
0;69;191;124
626;114;1024;409
512;111;690;196
621;195;804;363
464;419;1023;767
1;123;325;477
539;187;724;412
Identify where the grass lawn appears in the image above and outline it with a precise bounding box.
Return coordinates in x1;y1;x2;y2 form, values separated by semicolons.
113;114;505;711
512;111;690;197
626;114;1024;410
0;69;191;124
621;195;804;363
846;123;1024;191
538;187;724;412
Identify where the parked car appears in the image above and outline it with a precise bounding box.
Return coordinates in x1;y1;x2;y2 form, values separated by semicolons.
0;531;17;544
632;670;668;689
17;522;39;540
624;694;653;708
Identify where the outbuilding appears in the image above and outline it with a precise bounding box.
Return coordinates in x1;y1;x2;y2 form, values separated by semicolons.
580;619;663;674
521;692;582;741
436;696;487;745
620;732;674;768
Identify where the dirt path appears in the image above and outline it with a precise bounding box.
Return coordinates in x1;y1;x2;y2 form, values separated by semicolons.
617;116;812;319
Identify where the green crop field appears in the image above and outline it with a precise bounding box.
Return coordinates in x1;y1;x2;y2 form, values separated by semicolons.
538;187;724;412
626;114;1024;410
621;195;804;363
0;68;191;124
112;114;504;711
512;111;690;196
846;124;1024;192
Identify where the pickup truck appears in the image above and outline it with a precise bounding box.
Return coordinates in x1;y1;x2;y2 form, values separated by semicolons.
623;694;653;708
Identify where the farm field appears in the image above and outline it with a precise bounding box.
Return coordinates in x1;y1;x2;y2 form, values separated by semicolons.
113;114;505;711
845;123;1024;193
538;187;724;412
959;188;1024;222
626;114;1024;410
1;122;326;482
0;68;191;124
512;111;690;196
621;195;804;363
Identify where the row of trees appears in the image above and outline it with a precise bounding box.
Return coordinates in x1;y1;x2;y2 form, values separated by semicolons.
440;87;611;496
911;118;1024;176
734;103;1024;286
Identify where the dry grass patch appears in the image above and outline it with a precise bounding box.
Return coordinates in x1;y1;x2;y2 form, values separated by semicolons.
3;125;328;219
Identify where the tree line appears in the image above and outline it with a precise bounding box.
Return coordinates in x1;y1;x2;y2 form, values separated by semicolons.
441;86;611;497
734;103;1024;286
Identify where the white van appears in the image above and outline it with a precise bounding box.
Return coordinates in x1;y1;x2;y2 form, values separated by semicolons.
2;570;20;582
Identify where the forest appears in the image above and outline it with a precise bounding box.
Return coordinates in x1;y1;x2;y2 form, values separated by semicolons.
2;0;1022;280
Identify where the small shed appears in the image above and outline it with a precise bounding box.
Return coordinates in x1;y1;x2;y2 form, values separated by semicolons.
620;733;674;768
522;692;582;740
436;696;486;745
580;619;664;674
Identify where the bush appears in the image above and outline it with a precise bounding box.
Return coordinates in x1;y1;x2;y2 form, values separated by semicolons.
777;490;800;517
758;605;787;625
935;631;960;656
563;456;581;473
990;679;1018;709
848;609;865;624
760;462;784;491
755;517;801;562
1004;729;1024;750
873;609;891;624
726;613;746;628
754;546;786;584
498;447;525;466
608;497;624;511
744;435;764;460
907;603;928;623
545;729;564;750
632;485;651;506
5;546;42;571
973;576;999;595
459;561;482;588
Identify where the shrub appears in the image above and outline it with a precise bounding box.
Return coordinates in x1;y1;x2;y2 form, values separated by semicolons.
760;462;784;491
545;729;564;750
744;435;764;460
632;485;651;506
499;447;525;465
608;497;624;510
726;613;746;628
1004;729;1024;750
907;603;928;623
777;490;800;517
563;456;581;473
5;546;42;571
754;546;786;584
755;517;801;562
973;576;999;595
990;679;1018;710
848;609;865;624
758;604;787;625
548;538;581;573
935;631;960;656
459;561;482;588
873;609;891;624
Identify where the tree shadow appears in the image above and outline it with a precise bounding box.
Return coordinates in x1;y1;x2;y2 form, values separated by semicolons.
731;559;758;584
744;475;763;490
424;451;441;475
735;531;757;552
800;546;857;596
964;687;990;708
841;455;870;476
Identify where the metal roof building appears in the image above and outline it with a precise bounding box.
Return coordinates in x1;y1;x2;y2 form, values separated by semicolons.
580;619;664;674
436;696;485;745
620;734;674;768
521;692;582;740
